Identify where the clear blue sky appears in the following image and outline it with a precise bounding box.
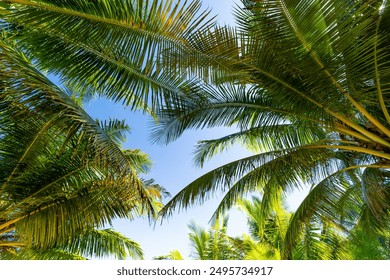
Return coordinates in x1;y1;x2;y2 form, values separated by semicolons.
84;0;308;260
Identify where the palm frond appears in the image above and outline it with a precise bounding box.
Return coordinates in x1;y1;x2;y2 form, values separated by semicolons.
59;228;144;260
2;248;87;260
99;118;130;146
3;0;217;111
153;249;184;260
187;220;209;260
0;37;165;256
3;228;143;260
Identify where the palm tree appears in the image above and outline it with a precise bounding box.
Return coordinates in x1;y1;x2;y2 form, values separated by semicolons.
1;0;212;259
187;216;243;260
154;216;244;260
155;0;390;258
4;0;389;259
153;195;354;260
0;0;215;113
236;195;352;260
153;249;184;260
235;196;288;260
0;37;167;259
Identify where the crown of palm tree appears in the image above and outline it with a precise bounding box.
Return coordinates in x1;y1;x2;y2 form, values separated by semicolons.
154;0;390;257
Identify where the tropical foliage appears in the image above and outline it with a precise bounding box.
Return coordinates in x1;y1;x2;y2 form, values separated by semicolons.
0;36;168;259
154;0;390;258
153;249;184;260
154;216;244;260
346;226;390;259
187;216;245;260
0;0;205;260
155;197;389;260
2;0;390;259
0;0;214;112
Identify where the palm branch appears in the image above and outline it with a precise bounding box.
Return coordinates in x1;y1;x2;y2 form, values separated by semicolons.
1;0;216;112
1;228;144;260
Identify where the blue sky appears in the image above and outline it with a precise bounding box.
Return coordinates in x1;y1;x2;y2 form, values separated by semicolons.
85;100;254;259
84;0;307;259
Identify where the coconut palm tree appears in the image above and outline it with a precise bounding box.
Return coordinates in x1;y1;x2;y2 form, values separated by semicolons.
235;196;289;260
1;0;212;259
0;0;215;113
4;0;389;258
187;216;244;260
153;249;184;260
153;195;354;260
236;195;353;260
155;0;390;258
0;37;167;259
154;216;244;260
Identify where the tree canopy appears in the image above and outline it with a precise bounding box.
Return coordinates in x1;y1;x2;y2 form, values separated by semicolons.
155;0;390;257
0;32;167;259
2;0;390;259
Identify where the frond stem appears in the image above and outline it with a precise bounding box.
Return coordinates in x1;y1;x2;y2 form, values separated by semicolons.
0;226;15;235
248;62;390;147
0;242;25;247
278;0;390;140
198;101;389;147
374;5;390;124
333;124;372;142
0;118;55;191
303;144;390;161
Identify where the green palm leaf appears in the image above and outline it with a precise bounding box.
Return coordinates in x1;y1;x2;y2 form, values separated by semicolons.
2;0;215;111
2;228;144;260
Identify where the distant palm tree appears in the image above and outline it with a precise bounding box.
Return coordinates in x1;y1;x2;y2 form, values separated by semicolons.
235;195;289;259
236;195;351;260
154;216;243;260
0;38;167;259
186;216;242;260
154;195;355;260
153;250;184;260
155;0;390;258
